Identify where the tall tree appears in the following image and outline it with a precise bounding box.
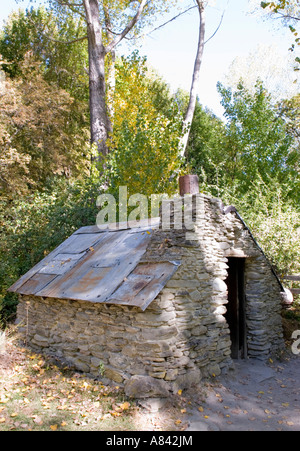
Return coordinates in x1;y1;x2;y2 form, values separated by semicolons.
217;80;298;196
180;0;206;157
260;0;300;66
186;80;299;202
179;0;227;157
0;7;89;99
0;54;89;195
47;0;176;158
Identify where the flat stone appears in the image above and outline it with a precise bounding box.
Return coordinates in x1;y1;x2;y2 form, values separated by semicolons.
212;278;228;292
104;365;126;384
124;375;170;398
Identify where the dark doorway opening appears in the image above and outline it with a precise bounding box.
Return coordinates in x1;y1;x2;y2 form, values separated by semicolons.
225;258;247;359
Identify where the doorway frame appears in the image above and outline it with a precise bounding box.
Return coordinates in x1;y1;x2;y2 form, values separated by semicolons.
225;257;247;360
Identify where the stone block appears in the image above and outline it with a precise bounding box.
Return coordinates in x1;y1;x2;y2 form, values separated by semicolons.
104;365;126;384
212;278;228;292
124;375;170;398
171;368;202;392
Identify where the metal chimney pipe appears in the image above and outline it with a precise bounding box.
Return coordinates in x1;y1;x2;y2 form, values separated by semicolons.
179;175;199;196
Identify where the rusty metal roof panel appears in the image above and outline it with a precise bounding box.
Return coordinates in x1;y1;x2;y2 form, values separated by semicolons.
107;261;180;311
8;222;178;310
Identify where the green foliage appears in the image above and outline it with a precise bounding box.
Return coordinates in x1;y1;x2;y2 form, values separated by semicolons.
185;102;227;195
260;0;300;68
218;80;296;195
188;80;298;202
221;178;300;276
0;177;102;326
186;79;300;277
106;53;183;198
0;7;89;101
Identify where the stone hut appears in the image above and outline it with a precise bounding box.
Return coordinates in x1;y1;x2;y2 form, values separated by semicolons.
9;191;285;398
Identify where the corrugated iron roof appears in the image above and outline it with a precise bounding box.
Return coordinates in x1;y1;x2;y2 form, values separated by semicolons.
8;219;180;311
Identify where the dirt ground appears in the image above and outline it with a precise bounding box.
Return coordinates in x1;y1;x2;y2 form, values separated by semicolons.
182;353;300;431
1;332;300;431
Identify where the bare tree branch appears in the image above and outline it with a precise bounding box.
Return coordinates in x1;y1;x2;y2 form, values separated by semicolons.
204;1;228;45
180;0;206;158
141;5;198;39
53;0;83;7
272;11;300;21
42;33;88;45
104;0;148;54
53;0;86;19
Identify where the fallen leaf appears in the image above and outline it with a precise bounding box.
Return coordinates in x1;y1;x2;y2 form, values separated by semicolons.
181;408;187;414
264;409;271;414
177;390;182;396
198;406;204;412
33;416;43;425
50;424;58;431
10;413;18;418
0;418;6;423
174;419;182;425
282;403;289;408
101;413;111;420
120;402;130;411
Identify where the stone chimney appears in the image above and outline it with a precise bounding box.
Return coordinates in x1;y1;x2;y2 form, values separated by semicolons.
179;175;199;196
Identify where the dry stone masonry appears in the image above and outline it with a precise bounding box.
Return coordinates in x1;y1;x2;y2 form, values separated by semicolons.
15;194;285;397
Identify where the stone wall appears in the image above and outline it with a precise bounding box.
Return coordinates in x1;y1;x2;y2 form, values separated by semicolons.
15;194;285;397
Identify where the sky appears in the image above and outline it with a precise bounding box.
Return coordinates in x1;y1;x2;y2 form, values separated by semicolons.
0;0;297;117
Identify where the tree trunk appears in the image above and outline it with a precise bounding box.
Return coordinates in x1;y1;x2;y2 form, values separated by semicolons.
180;0;206;158
83;0;111;158
103;4;116;128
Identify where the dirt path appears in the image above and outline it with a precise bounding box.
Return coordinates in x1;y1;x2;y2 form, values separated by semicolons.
2;334;300;431
185;354;300;431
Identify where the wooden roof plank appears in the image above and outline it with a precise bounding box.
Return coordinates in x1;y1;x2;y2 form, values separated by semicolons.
62;233;107;254
35;231;116;298
38;253;85;275
35;229;152;301
17;274;58;295
104;261;180;310
8;232;79;293
9;224;180;311
108;274;153;303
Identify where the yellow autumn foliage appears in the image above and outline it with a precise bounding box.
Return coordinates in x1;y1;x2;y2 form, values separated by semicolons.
106;53;184;198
